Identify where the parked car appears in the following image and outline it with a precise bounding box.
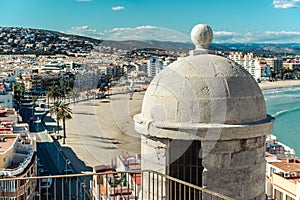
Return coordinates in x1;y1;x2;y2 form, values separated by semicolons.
63;169;74;174
96;93;106;99
41;178;52;189
38;168;50;176
37;157;44;169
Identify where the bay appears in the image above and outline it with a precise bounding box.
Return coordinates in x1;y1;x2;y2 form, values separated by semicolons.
264;86;300;156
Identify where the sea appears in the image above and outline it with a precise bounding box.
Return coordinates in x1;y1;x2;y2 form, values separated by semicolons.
264;86;300;157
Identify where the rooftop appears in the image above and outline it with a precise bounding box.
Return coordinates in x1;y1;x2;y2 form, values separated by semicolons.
0;134;18;154
270;162;300;172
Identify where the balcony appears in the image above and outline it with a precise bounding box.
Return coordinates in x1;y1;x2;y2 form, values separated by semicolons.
0;170;234;200
1;146;35;177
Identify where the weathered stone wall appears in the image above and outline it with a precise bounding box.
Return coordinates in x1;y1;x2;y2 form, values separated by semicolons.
202;136;266;199
141;135;167;199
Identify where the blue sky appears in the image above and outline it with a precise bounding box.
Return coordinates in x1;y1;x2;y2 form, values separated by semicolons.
1;0;300;43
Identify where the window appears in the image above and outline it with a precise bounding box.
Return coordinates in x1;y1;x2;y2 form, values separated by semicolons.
286;195;295;200
274;189;283;200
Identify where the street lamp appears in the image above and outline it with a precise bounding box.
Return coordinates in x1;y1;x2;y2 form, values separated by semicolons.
107;82;111;97
65;159;71;174
80;183;86;200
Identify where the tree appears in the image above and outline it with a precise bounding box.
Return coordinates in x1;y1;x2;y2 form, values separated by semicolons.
32;95;38;107
50;101;72;144
13;83;25;110
47;85;61;106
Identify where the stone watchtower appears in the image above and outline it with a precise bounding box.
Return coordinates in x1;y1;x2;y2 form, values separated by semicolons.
134;24;274;199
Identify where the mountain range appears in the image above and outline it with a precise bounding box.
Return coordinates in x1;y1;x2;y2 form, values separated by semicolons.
101;40;300;55
1;27;300;55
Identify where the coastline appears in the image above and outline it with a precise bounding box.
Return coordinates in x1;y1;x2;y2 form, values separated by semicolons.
57;80;300;168
259;80;300;90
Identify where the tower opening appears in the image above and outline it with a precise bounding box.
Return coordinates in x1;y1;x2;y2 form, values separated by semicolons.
168;140;203;199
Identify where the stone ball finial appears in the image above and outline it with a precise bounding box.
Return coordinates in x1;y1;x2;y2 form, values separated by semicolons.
191;24;213;49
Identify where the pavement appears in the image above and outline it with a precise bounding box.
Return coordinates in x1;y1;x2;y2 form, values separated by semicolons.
36;90;143;173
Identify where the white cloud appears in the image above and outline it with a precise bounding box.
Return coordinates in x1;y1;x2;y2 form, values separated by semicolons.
66;25;300;44
66;25;190;42
112;6;125;11
67;26;104;38
101;26;190;42
213;30;300;43
273;0;299;8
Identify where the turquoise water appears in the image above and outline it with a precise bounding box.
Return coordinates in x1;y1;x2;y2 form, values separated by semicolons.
264;86;300;156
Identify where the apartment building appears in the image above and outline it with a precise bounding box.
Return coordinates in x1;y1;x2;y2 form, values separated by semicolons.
229;52;271;81
147;56;163;78
267;160;300;200
0;81;13;108
265;57;283;73
0;108;37;199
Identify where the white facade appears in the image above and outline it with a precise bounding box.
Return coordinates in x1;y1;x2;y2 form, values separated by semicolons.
229;52;271;81
147;57;162;78
0;91;13;108
266;162;300;200
14;67;31;77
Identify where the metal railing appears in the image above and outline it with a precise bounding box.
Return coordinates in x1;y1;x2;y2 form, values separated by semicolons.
0;170;234;200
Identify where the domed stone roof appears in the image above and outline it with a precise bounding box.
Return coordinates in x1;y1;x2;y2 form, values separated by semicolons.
134;24;271;140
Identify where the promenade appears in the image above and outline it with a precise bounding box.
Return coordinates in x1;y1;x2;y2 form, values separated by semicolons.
39;90;143;173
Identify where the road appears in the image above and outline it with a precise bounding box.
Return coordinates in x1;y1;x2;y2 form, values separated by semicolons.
37;142;91;199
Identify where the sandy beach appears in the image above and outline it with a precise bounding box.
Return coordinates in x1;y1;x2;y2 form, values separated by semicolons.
58;79;300;169
259;80;300;90
61;92;143;168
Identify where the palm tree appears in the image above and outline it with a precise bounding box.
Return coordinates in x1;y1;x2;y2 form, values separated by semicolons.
50;101;72;144
47;85;61;106
50;101;61;134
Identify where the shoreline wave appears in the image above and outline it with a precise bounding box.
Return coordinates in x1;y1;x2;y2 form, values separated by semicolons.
272;106;300;118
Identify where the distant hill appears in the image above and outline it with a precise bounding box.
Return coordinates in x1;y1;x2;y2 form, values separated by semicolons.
99;40;300;55
209;43;300;55
1;27;300;55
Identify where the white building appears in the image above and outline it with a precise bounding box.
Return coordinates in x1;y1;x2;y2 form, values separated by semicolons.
0;82;13;108
257;59;271;80
0;109;37;200
266;160;300;200
40;61;65;73
147;57;162;78
265;134;298;200
229;52;271;81
14;67;31;77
